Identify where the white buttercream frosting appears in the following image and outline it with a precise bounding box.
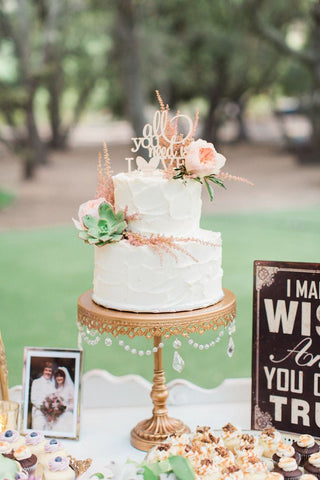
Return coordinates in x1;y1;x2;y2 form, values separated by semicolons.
93;229;223;313
266;473;284;480
298;435;315;448
309;453;320;468
276;443;295;458
278;457;298;471
113;170;202;235
14;446;32;461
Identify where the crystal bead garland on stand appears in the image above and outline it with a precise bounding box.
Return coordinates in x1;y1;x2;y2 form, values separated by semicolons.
77;288;236;451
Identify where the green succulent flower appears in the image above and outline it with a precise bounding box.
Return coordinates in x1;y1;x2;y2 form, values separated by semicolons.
79;201;127;246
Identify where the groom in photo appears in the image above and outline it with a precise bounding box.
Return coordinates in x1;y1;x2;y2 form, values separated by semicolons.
30;360;55;429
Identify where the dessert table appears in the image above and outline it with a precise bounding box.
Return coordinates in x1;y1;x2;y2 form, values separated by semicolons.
10;372;252;475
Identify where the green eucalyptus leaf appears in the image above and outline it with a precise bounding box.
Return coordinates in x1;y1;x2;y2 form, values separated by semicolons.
99;202;116;223
83;215;98;229
141;466;158;480
206;175;226;189
169;456;195;480
204;178;214;201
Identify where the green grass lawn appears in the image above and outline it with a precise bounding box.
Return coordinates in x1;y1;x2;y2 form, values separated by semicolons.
0;190;15;209
1;206;319;389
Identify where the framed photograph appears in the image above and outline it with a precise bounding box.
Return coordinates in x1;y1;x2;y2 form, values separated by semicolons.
22;347;82;439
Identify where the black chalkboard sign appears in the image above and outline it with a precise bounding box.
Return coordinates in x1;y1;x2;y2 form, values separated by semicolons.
251;260;320;437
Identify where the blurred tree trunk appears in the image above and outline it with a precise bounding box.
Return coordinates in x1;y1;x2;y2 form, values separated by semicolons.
248;0;320;162
202;58;228;143
115;0;146;137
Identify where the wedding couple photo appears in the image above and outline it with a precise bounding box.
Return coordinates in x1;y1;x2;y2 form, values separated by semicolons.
22;347;82;439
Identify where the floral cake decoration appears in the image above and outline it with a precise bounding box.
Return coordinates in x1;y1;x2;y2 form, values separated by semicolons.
74;92;252;252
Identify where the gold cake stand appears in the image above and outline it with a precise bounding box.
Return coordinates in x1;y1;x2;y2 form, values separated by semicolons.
77;288;236;451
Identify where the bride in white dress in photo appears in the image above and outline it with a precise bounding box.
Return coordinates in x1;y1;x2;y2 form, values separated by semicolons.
53;367;74;432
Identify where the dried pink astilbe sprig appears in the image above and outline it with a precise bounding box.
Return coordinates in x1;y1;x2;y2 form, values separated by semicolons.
95;142;115;206
124;232;221;265
122;205;142;223
218;171;254;186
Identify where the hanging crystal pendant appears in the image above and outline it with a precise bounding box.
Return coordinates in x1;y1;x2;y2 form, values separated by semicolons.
104;336;113;347
227;336;235;357
228;321;236;335
173;338;182;349
172;350;185;373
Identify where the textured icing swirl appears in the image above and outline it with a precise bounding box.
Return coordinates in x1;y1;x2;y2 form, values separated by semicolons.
276;443;295;457
14;446;32;461
0;441;11;453
309;453;320;468
113;170;202;235
49;456;70;471
266;473;284;480
298;435;315;448
26;431;45;445
278;457;298;471
0;429;19;443
93;229;223;313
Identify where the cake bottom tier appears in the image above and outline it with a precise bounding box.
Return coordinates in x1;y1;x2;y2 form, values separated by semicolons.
92;229;224;313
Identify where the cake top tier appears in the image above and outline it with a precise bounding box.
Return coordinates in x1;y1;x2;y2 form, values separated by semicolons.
113;169;202;235
74;93;252;248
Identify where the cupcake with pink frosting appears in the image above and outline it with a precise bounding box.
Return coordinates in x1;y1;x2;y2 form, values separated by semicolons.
40;439;68;468
43;456;75;480
304;453;320;479
25;431;46;457
0;430;24;451
292;435;319;466
273;457;302;480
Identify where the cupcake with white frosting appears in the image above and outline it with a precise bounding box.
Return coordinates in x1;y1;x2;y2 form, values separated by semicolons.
273;457;302;480
221;464;245;480
0;440;15;459
304;453;320;479
221;423;242;453
43;456;75;480
241;457;268;480
259;428;282;459
265;473;285;480
14;445;38;475
292;435;319;466
273;442;301;466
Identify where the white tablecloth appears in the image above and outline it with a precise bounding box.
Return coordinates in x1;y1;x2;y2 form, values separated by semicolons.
62;400;251;474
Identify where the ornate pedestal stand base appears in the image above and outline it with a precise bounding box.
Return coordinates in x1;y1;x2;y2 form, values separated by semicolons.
130;336;190;451
78;289;236;452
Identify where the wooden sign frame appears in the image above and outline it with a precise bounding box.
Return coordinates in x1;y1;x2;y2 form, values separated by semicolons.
252;260;320;437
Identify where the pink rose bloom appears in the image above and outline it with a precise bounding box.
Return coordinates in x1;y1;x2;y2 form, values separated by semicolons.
184;139;226;178
78;197;105;228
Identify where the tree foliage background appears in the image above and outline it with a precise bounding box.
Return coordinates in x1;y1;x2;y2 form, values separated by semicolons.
0;0;319;178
